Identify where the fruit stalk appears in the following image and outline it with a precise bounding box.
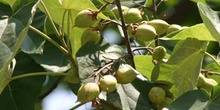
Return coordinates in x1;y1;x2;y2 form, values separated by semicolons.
115;0;135;68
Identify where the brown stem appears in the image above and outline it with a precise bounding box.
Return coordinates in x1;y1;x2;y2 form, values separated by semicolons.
115;0;135;68
132;47;153;54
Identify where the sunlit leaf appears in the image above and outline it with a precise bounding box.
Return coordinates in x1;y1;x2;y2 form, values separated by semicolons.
161;23;216;41
153;38;208;97
38;0;108;57
198;2;220;45
134;55;154;79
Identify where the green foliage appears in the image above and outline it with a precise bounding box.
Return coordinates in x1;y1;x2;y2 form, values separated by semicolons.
162;23;216;41
1;0;220;110
198;2;220;45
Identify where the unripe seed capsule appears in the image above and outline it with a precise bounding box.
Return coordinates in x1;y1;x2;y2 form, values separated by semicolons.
74;9;97;28
77;82;100;103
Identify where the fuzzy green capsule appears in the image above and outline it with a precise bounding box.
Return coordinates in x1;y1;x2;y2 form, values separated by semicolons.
115;64;137;84
135;24;157;41
148;19;169;35
123;8;142;24
74;9;97;28
100;75;117;92
152;46;166;62
148;87;166;104
81;28;100;45
77;82;100;103
111;6;129;19
166;24;182;34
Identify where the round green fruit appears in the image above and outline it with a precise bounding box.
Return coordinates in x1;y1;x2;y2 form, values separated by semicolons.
124;8;142;24
77;82;100;103
166;24;181;34
111;6;129;19
148;86;166;104
135;24;157;41
74;9;97;28
148;19;169;35
81;28;100;45
152;46;167;62
115;64;136;84
100;75;117;92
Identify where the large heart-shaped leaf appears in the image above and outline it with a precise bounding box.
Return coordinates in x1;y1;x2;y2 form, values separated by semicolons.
152;38;208;98
0;1;39;94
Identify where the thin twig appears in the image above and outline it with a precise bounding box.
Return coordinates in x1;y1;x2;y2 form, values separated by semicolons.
115;0;135;68
132;47;153;54
29;25;68;55
201;69;220;76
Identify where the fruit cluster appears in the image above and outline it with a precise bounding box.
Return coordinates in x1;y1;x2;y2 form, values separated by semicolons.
111;6;187;42
74;5;188;46
77;64;137;103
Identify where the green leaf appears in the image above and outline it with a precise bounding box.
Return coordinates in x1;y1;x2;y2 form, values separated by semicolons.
167;90;209;110
0;52;46;110
0;1;39;94
30;39;70;72
134;55;154;79
153;38;208;97
161;23;216;41
198;2;220;45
